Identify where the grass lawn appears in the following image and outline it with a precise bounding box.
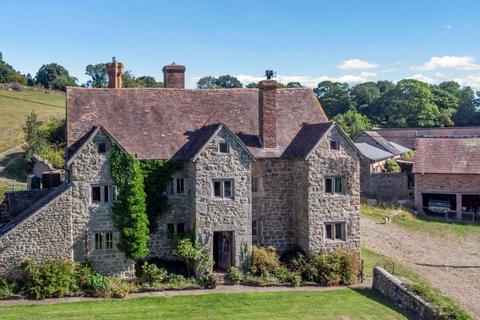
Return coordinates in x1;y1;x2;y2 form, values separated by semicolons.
0;87;65;152
361;204;480;239
0;289;413;320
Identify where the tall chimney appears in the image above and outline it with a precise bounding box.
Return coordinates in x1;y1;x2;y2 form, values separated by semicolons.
163;63;186;89
106;58;123;89
258;79;277;148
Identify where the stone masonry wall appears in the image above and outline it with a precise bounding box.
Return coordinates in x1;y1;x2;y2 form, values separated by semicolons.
6;189;52;218
252;159;297;253
195;127;253;267
306;126;360;256
0;187;73;275
372;266;436;320
148;162;195;259
414;173;480;211
69;130;134;276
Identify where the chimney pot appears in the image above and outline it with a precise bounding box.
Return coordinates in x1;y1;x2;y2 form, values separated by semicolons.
163;64;186;89
258;79;277;148
106;61;123;89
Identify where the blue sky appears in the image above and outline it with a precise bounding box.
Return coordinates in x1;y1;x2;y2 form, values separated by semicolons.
1;0;480;89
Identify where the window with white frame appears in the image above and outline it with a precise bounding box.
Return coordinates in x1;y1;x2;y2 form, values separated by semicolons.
213;179;234;198
219;142;229;153
91;185;112;204
324;222;345;241
325;177;343;194
166;178;185;195
94;231;114;250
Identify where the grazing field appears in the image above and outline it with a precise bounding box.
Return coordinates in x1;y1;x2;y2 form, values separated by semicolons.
0;87;65;153
361;204;480;238
0;289;412;320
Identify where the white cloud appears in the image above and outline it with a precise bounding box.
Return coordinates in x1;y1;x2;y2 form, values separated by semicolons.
453;75;480;90
382;68;398;73
407;74;435;84
360;71;377;77
415;56;480;71
445;24;452;30
337;58;378;70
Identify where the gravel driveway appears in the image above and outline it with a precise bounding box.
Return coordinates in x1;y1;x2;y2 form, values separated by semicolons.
362;217;480;318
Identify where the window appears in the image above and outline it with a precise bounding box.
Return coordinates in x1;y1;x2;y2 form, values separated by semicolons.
252;177;258;193
104;185;109;203
330;140;339;150
176;178;185;194
167;223;175;239
92;186;101;202
325;222;345;241
252;220;258;236
105;232;113;249
94;233;103;249
219;142;229;153
166;179;174;194
98;142;107;154
177;223;185;235
212;179;234;198
325;177;343;194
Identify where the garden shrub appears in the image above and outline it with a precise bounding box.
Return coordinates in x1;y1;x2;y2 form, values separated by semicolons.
274;266;302;287
196;274;217;289
290;251;356;286
174;238;208;277
385;159;401;173
0;277;15;298
251;245;280;276
108;277;134;298
22;259;79;299
139;262;168;287
227;266;245;284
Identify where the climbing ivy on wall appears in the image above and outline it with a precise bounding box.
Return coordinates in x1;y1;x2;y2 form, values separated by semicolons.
109;145;182;260
110;145;150;261
140;159;182;232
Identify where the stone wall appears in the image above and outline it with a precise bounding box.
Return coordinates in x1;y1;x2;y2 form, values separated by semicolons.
252;159;297;253
305;126;361;256
195;127;253;267
0;186;73;275
69;130;134;276
360;158;411;200
372;267;436;320
5;189;52;218
148;162;196;259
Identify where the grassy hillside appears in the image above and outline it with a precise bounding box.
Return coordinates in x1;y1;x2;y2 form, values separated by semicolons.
0;85;65;153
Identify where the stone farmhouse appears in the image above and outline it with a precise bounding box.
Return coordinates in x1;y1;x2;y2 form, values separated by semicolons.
0;61;361;277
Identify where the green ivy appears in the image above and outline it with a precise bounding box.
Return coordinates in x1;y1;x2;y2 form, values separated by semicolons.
140;160;182;232
110;145;149;261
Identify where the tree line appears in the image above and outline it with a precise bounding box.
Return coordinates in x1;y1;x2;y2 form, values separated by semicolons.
0;52;162;91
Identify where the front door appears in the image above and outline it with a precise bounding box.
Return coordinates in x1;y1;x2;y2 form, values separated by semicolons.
213;231;233;270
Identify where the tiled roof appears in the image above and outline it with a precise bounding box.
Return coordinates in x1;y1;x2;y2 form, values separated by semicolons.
371;127;480;149
413;137;480;174
282;122;333;158
354;142;394;161
66;87;328;159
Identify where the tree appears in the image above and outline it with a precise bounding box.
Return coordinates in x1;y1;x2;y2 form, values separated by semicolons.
0;52;26;84
122;71;140;88
334;109;373;138
314;81;355;118
350;82;381;116
216;75;242;88
453;86;478;126
85;63;107;88
197;76;218;89
245;82;257;88
378;79;442;128
51;74;77;91
137;76;163;88
385;159;401;173
22;112;47;164
35;63;77;90
286;82;303;88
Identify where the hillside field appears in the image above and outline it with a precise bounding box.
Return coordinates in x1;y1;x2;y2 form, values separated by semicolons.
0;86;65;153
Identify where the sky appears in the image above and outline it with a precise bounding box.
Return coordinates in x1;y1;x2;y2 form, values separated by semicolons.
1;0;480;89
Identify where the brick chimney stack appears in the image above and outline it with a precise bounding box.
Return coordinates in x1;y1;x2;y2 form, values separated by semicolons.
106;58;123;89
258;79;277;148
163;63;186;89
